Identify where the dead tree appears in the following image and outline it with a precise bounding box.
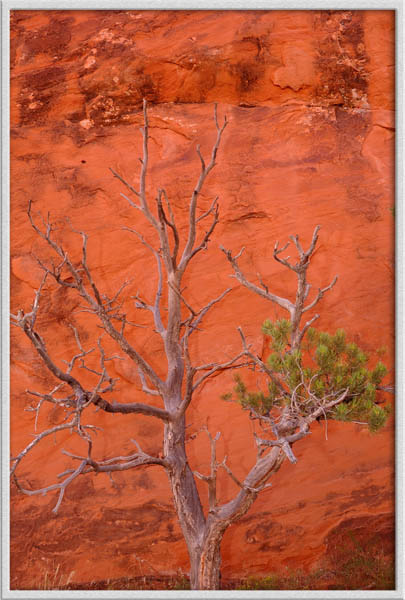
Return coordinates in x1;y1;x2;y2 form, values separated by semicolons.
11;101;353;590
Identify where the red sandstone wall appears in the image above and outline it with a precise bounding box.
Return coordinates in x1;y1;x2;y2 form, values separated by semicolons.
10;10;395;588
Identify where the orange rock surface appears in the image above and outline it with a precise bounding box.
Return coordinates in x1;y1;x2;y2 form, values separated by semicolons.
10;9;395;588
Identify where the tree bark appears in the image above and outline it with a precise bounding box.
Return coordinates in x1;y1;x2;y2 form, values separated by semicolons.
163;416;207;586
193;525;225;590
180;447;284;589
164;416;230;590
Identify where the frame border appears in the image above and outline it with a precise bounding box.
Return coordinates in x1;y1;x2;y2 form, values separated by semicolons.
2;2;403;599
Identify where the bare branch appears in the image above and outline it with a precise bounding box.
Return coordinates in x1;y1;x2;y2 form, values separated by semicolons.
297;313;320;347
25;387;73;431
13;460;87;514
26;204;165;391
180;324;195;416
217;448;284;522
92;393;170;422
139;99;156;225
159;188;180;268
110;168;141;199
223;227;339;352
14;299;169;423
196;144;206;172
178;104;227;274
254;435;300;464
193;427;222;511
64;437;168;471
377;384;395;394
194;470;210;482
221;458;273;493
220;245;293;313
192;350;248;392
196;196;218;224
14;438;169;513
13;309;84;396
302;276;338;313
188;199;220;262
244;390;349;473
123;226;166;337
66;223;103;307
273;240;294;271
182;288;232;340
305;388;349;424
111;105;174;277
111;102;157;227
138;368;161;397
104;279;133;311
10;418;77;476
169;281;197;318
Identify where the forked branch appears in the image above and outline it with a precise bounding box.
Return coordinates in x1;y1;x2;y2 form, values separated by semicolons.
178;105;227;274
193;428;222;511
222;226;338;350
13;438;168;514
11;293;170;422
25;201;165;394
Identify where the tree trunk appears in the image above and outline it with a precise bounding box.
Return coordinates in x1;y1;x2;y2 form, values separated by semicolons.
164;416;228;590
163;415;207;584
165;420;284;589
190;544;222;590
195;524;226;590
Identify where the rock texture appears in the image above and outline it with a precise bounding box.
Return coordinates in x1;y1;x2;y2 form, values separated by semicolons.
10;9;395;588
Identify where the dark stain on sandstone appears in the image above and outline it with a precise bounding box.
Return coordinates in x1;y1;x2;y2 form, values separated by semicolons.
20;65;66;126
338;484;393;511
315;11;369;108
324;513;395;559
23;16;73;60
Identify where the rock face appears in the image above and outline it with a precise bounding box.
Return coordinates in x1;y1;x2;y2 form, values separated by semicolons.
10;10;395;589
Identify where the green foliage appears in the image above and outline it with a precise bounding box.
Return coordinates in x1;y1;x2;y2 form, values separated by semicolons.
333;403;351;422
232;374;280;415
370;362;388;385
262;318;291;350
227;320;389;432
368;404;390;433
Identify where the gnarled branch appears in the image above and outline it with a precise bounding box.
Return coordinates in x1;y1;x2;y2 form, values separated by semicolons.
222;226;338;351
